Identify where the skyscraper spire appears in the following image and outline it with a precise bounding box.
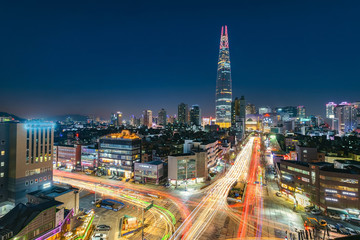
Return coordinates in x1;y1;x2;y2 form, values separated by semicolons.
215;25;232;128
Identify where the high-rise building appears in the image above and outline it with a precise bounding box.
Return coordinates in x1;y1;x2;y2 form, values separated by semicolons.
0;121;54;204
178;103;189;124
246;103;257;115
231;96;246;140
99;130;141;179
158;108;167;126
190;105;201;126
335;102;357;134
130;115;136;127
275;106;297;120
259;107;272;115
115;112;122;126
326;102;337;119
215;25;232;128
143;110;152;128
297;106;306;118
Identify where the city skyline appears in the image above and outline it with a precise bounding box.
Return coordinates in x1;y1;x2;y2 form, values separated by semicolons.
1;1;360;119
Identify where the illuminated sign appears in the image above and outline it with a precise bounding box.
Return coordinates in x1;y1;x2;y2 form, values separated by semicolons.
325;197;338;202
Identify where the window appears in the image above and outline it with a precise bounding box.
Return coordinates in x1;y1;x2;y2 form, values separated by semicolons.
0;173;4;177
30;180;33;185
1;151;4;156
35;178;38;183
25;181;29;186
0;162;4;167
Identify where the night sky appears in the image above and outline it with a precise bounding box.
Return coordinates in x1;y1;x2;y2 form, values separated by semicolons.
1;1;360;119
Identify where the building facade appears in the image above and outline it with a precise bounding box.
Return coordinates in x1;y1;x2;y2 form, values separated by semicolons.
178;103;189;124
215;25;232;128
134;161;164;184
81;145;98;170
158;108;167;126
0;122;54;204
189;105;201;126
168;151;207;186
297;106;306;118
326;102;337;119
54;145;81;170
335;102;357;135
143;110;152;128
279;160;360;217
99;130;141;178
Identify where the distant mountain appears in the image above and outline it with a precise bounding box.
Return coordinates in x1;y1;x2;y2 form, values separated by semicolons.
0;112;26;122
45;114;89;122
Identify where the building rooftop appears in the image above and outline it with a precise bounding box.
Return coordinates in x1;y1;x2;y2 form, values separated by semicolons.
0;200;62;236
143;160;163;165
101;130;140;140
27;185;75;199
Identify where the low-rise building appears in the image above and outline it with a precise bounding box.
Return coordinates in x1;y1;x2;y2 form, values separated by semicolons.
0;200;74;240
26;185;80;214
54;145;82;170
279;160;360;218
134;160;164;184
98;130;141;178
81;145;98;170
168;151;207;187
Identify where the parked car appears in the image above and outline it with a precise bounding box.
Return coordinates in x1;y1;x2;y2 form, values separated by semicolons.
92;233;107;240
311;209;322;215
96;225;111;231
91;198;102;204
125;178;130;182
117;177;123;181
338;228;350;235
345;227;357;235
327;224;337;232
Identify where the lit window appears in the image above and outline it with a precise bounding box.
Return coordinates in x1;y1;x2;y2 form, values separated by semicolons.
0;162;4;167
0;151;4;156
0;173;3;177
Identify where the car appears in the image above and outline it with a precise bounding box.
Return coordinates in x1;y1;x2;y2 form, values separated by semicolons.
125;178;130;182
305;206;315;212
91;198;102;204
117;177;123;181
311;209;322;215
319;219;327;227
327;224;337;232
275;192;282;197
329;213;341;220
338;228;350;235
96;225;111;231
345;227;357;235
92;233;107;240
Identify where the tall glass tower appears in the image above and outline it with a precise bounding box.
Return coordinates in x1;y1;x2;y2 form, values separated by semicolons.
215;25;232;128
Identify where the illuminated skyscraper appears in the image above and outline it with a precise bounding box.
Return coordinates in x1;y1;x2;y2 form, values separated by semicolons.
143;110;152;128
215;25;232;128
326;102;337;119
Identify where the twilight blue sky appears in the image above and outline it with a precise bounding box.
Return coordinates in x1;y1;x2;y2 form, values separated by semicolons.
1;0;360;119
